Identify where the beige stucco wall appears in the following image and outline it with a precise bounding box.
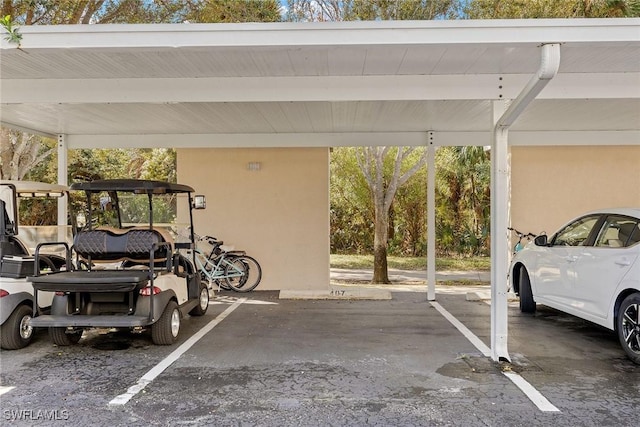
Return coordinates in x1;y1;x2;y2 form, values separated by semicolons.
177;147;330;291
511;145;640;236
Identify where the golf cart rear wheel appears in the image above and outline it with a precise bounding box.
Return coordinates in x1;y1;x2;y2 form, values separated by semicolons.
152;301;180;345
49;327;83;346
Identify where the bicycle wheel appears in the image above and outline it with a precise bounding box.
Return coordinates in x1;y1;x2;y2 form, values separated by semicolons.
224;255;262;293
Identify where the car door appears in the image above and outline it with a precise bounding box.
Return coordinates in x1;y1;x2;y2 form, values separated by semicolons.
533;214;602;309
572;216;640;322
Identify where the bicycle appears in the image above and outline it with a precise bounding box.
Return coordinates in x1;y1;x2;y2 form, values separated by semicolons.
508;227;536;255
191;234;262;293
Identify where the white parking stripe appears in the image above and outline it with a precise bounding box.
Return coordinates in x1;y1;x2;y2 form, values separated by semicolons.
430;301;560;413
210;296;277;305
0;386;15;396
108;298;246;406
430;301;491;357
503;372;560;412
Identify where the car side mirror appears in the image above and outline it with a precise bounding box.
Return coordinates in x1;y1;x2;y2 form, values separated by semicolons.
192;195;206;210
534;235;548;246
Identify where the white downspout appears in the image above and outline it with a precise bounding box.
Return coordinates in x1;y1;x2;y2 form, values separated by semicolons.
490;43;561;362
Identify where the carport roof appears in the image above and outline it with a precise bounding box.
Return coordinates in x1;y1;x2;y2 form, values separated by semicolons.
1;18;639;148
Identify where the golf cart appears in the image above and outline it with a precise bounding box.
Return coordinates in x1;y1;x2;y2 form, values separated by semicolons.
28;179;209;346
1;181;70;349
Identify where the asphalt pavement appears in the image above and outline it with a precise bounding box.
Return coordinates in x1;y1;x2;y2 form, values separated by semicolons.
1;283;638;426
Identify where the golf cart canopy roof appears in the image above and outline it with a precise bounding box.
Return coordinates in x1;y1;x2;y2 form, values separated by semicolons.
0;180;69;197
70;179;194;194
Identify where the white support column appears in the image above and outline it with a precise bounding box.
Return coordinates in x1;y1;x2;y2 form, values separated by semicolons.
491;101;510;362
57;134;68;242
427;132;436;301
490;43;561;363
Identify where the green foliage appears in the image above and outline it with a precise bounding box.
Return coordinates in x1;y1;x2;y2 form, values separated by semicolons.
435;146;490;256
184;0;282;23
17;147;177;226
393;162;427;256
330;146;431;256
330;145;491;258
1;15;22;44
67;148;176;183
330;254;490;271
330;148;374;253
16;198;57;226
285;0;460;21
463;0;640;18
343;0;459;20
3;0;283;25
114;193;177;225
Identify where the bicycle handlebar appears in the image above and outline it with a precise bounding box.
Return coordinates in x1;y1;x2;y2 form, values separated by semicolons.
192;232;222;245
508;227;536;239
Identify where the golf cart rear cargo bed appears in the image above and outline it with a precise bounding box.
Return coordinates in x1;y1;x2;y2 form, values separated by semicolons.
29;270;150;292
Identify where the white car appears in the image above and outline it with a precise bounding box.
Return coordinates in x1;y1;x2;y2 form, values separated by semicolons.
510;208;640;365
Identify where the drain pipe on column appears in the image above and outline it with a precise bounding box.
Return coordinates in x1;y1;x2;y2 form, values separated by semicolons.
490;43;561;362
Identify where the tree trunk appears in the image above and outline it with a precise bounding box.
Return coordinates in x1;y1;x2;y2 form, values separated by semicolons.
372;203;390;284
0;129;54;180
356;146;427;284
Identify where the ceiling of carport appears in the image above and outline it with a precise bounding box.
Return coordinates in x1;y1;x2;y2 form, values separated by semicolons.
0;19;639;147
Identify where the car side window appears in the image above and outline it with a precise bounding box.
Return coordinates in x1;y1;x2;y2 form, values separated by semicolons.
552;215;600;247
596;216;640;248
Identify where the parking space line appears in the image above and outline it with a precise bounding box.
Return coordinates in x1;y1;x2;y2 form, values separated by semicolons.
429;301;560;413
430;301;491;357
0;386;15;396
108;298;246;406
503;372;560;412
210;295;277;305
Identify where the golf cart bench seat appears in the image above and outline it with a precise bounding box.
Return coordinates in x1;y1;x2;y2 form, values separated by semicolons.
29;270;150;292
74;228;172;263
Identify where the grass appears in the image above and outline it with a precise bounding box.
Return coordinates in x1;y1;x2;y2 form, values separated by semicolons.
330;254;490;271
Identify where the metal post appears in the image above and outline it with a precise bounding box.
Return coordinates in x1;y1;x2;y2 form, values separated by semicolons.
427;133;436;301
57;134;68;242
491;102;510;362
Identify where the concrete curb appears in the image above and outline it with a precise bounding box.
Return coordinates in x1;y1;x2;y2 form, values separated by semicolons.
465;290;518;301
279;288;392;300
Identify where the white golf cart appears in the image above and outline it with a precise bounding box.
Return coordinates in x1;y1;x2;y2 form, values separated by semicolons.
0;181;70;349
28;179;209;346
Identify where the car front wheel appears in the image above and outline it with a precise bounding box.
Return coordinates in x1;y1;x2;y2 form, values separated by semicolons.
617;293;640;365
518;267;536;313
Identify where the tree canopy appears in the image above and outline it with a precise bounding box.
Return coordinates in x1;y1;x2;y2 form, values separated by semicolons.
2;0;282;25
